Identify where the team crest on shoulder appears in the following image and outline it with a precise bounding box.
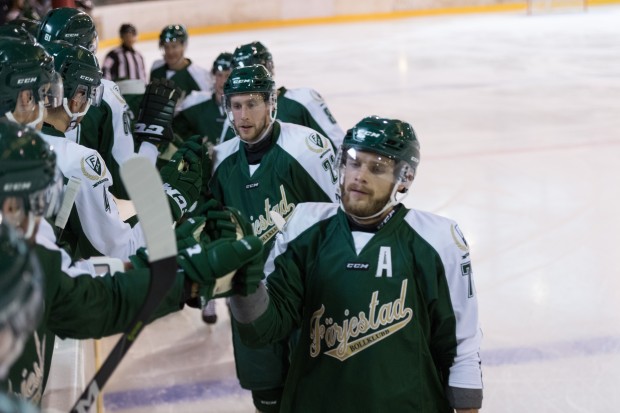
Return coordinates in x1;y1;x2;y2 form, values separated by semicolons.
305;133;328;154
451;224;469;253
80;153;107;181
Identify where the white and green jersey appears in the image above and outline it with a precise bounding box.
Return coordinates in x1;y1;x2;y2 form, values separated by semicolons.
210;120;339;250
277;86;345;148
40;125;145;261
234;203;483;413
65;79;135;199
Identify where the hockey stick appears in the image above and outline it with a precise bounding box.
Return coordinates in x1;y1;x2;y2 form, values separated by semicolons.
69;157;177;413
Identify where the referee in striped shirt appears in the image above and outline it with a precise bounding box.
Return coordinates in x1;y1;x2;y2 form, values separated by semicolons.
102;23;147;82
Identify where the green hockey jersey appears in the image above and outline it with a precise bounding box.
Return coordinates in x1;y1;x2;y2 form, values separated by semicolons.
235;202;484;412
1;221;184;404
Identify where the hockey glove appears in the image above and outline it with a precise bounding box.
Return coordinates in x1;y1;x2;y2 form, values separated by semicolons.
175;216;207;249
134;78;181;145
198;198;237;240
178;235;263;300
160;140;203;222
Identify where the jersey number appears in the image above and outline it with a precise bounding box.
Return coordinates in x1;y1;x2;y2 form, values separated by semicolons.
461;261;474;298
322;153;338;184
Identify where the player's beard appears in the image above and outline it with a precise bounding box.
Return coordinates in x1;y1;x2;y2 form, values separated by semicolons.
341;183;391;219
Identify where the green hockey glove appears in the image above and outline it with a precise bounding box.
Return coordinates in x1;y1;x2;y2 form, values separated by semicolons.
134;78;181;145
160;140;203;222
175;216;207;249
178;235;263;300
198;198;237;240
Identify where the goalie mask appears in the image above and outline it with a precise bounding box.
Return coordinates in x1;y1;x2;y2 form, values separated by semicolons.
0;220;44;380
232;41;274;75
0;119;62;238
222;64;277;144
0;38;63;129
337;116;420;224
45;40;103;131
37;7;99;53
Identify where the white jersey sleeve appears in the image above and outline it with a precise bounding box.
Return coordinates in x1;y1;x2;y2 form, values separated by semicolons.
41;134;146;262
277;121;339;202
405;210;483;390
282;87;345;148
102;79;136;167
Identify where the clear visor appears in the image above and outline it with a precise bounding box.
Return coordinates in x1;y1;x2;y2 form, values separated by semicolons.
337;147;413;221
41;72;64;109
29;167;64;219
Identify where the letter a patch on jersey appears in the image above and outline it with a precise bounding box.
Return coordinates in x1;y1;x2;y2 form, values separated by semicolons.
375;246;392;278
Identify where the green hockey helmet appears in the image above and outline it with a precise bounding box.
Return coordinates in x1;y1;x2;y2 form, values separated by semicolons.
0;38;63;127
223;64;275;97
342;116;420;172
0;119;62;236
159;24;188;47
222;64;277;141
0;24;36;43
232;41;274;74
37;7;98;53
0;220;44;380
211;52;234;74
45;40;103;128
6;17;41;38
338;116;420;223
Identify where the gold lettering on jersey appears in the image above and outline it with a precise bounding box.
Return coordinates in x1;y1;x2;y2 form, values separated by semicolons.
310;279;412;362
252;185;295;244
8;331;46;404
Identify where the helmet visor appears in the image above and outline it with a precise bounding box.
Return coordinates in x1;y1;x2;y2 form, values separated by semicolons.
337;147;413;220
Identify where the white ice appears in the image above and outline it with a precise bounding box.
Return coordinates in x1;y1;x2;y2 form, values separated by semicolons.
90;6;620;412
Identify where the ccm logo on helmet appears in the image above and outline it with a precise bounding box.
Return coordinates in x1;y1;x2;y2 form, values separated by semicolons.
346;262;370;270
3;182;32;191
354;130;381;140
80;75;95;82
17;77;37;85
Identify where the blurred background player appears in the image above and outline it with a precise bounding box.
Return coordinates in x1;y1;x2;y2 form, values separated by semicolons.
230;116;484;412
232;40;345;147
210;64;339;413
102;23;146;84
150;24;213;98
173;51;234;145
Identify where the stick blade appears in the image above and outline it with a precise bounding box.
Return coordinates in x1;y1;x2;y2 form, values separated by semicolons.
120;157;176;261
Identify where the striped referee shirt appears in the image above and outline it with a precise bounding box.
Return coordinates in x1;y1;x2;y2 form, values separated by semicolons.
102;45;147;82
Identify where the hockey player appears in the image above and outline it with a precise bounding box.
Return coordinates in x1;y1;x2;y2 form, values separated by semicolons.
150;24;213;98
210;64;339;412
230;116;484;412
232;41;345;147
0;38;201;261
0;38;63;130
173;51;234;144
37;7;153;199
0;119;264;404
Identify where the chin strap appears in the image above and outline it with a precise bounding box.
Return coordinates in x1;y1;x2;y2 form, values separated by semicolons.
4;102;45;129
63;98;92;132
